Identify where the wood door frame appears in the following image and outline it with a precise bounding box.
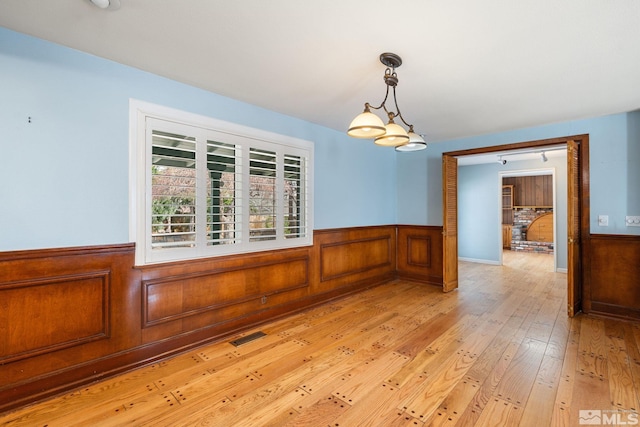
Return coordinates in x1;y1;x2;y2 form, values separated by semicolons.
443;134;590;317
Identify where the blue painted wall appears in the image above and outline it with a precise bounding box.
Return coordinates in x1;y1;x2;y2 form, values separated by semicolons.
458;157;567;267
2;26;639;255
0;27;397;251
398;112;640;238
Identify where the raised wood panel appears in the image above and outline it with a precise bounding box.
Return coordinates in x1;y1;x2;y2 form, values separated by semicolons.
396;225;443;286
313;226;396;292
143;257;309;327
320;237;391;280
586;234;640;320
0;244;138;410
407;236;431;266
0;272;110;363
502;225;512;249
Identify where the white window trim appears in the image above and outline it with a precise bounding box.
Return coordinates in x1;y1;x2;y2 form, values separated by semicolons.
129;99;314;266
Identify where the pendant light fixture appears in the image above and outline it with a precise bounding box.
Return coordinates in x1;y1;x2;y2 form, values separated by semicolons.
347;53;426;152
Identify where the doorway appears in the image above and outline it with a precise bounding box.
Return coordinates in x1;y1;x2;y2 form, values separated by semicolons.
500;169;558;272
442;135;590;317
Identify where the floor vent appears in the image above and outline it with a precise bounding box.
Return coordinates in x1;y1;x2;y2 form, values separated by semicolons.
229;331;266;347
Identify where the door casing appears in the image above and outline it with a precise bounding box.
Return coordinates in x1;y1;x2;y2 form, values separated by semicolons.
442;135;589;317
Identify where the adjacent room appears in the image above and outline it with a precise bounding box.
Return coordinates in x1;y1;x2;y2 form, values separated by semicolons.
1;1;640;425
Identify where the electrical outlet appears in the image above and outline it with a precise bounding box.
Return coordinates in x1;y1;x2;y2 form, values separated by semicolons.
626;216;640;227
598;215;608;226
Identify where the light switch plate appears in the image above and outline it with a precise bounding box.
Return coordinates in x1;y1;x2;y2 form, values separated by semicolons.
626;216;640;227
598;215;608;226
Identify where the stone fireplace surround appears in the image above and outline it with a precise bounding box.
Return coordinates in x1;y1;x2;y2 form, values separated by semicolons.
510;208;554;254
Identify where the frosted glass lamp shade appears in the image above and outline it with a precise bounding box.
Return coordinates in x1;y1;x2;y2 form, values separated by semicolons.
347;111;386;138
91;0;110;7
90;0;121;9
374;122;410;147
396;131;426;151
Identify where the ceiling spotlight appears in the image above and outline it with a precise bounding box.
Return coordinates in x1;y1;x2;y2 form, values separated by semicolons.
347;53;426;152
497;156;507;165
90;0;121;10
541;152;548;162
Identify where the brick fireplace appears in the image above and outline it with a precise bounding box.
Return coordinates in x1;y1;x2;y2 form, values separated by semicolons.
511;208;554;254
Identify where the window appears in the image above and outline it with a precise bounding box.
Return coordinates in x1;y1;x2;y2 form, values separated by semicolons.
130;100;313;265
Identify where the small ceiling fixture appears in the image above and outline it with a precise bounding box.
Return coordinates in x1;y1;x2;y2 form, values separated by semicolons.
540;152;548;162
89;0;120;10
347;53;426;152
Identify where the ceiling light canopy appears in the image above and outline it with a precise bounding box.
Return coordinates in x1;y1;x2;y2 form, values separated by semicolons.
347;53;426;152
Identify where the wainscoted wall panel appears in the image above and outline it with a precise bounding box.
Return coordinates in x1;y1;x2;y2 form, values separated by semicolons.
407;237;432;266
313;226;397;292
0;244;139;408
0;226;441;413
142;256;309;327
397;225;444;286
586;234;640;320
320;237;392;280
0;272;110;363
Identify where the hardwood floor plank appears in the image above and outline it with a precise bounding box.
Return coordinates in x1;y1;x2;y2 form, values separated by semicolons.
545;303;571;359
400;319;499;420
568;371;613;426
378;410;426;426
575;316;608;381
387;314;479;388
330;382;405;426
606;334;638;411
622;323;640;412
473;397;523;427
279;395;351;427
550;316;581;427
518;355;563;427
492;338;547;406
457;331;538;426
331;351;409;405
224;387;310;427
536;354;564;386
518;379;557;427
426;376;482;426
578;316;607;358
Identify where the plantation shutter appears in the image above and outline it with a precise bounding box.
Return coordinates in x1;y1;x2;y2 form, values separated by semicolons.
284;154;305;239
207;140;242;246
249;148;277;242
150;129;197;249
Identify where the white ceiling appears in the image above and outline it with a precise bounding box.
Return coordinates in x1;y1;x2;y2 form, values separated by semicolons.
1;0;640;142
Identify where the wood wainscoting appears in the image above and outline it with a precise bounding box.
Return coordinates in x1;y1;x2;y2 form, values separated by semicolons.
396;225;444;286
0;225;438;413
2;227;638;413
585;234;640;320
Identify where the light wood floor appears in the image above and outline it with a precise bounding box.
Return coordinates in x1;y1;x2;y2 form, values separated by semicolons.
2;251;640;426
